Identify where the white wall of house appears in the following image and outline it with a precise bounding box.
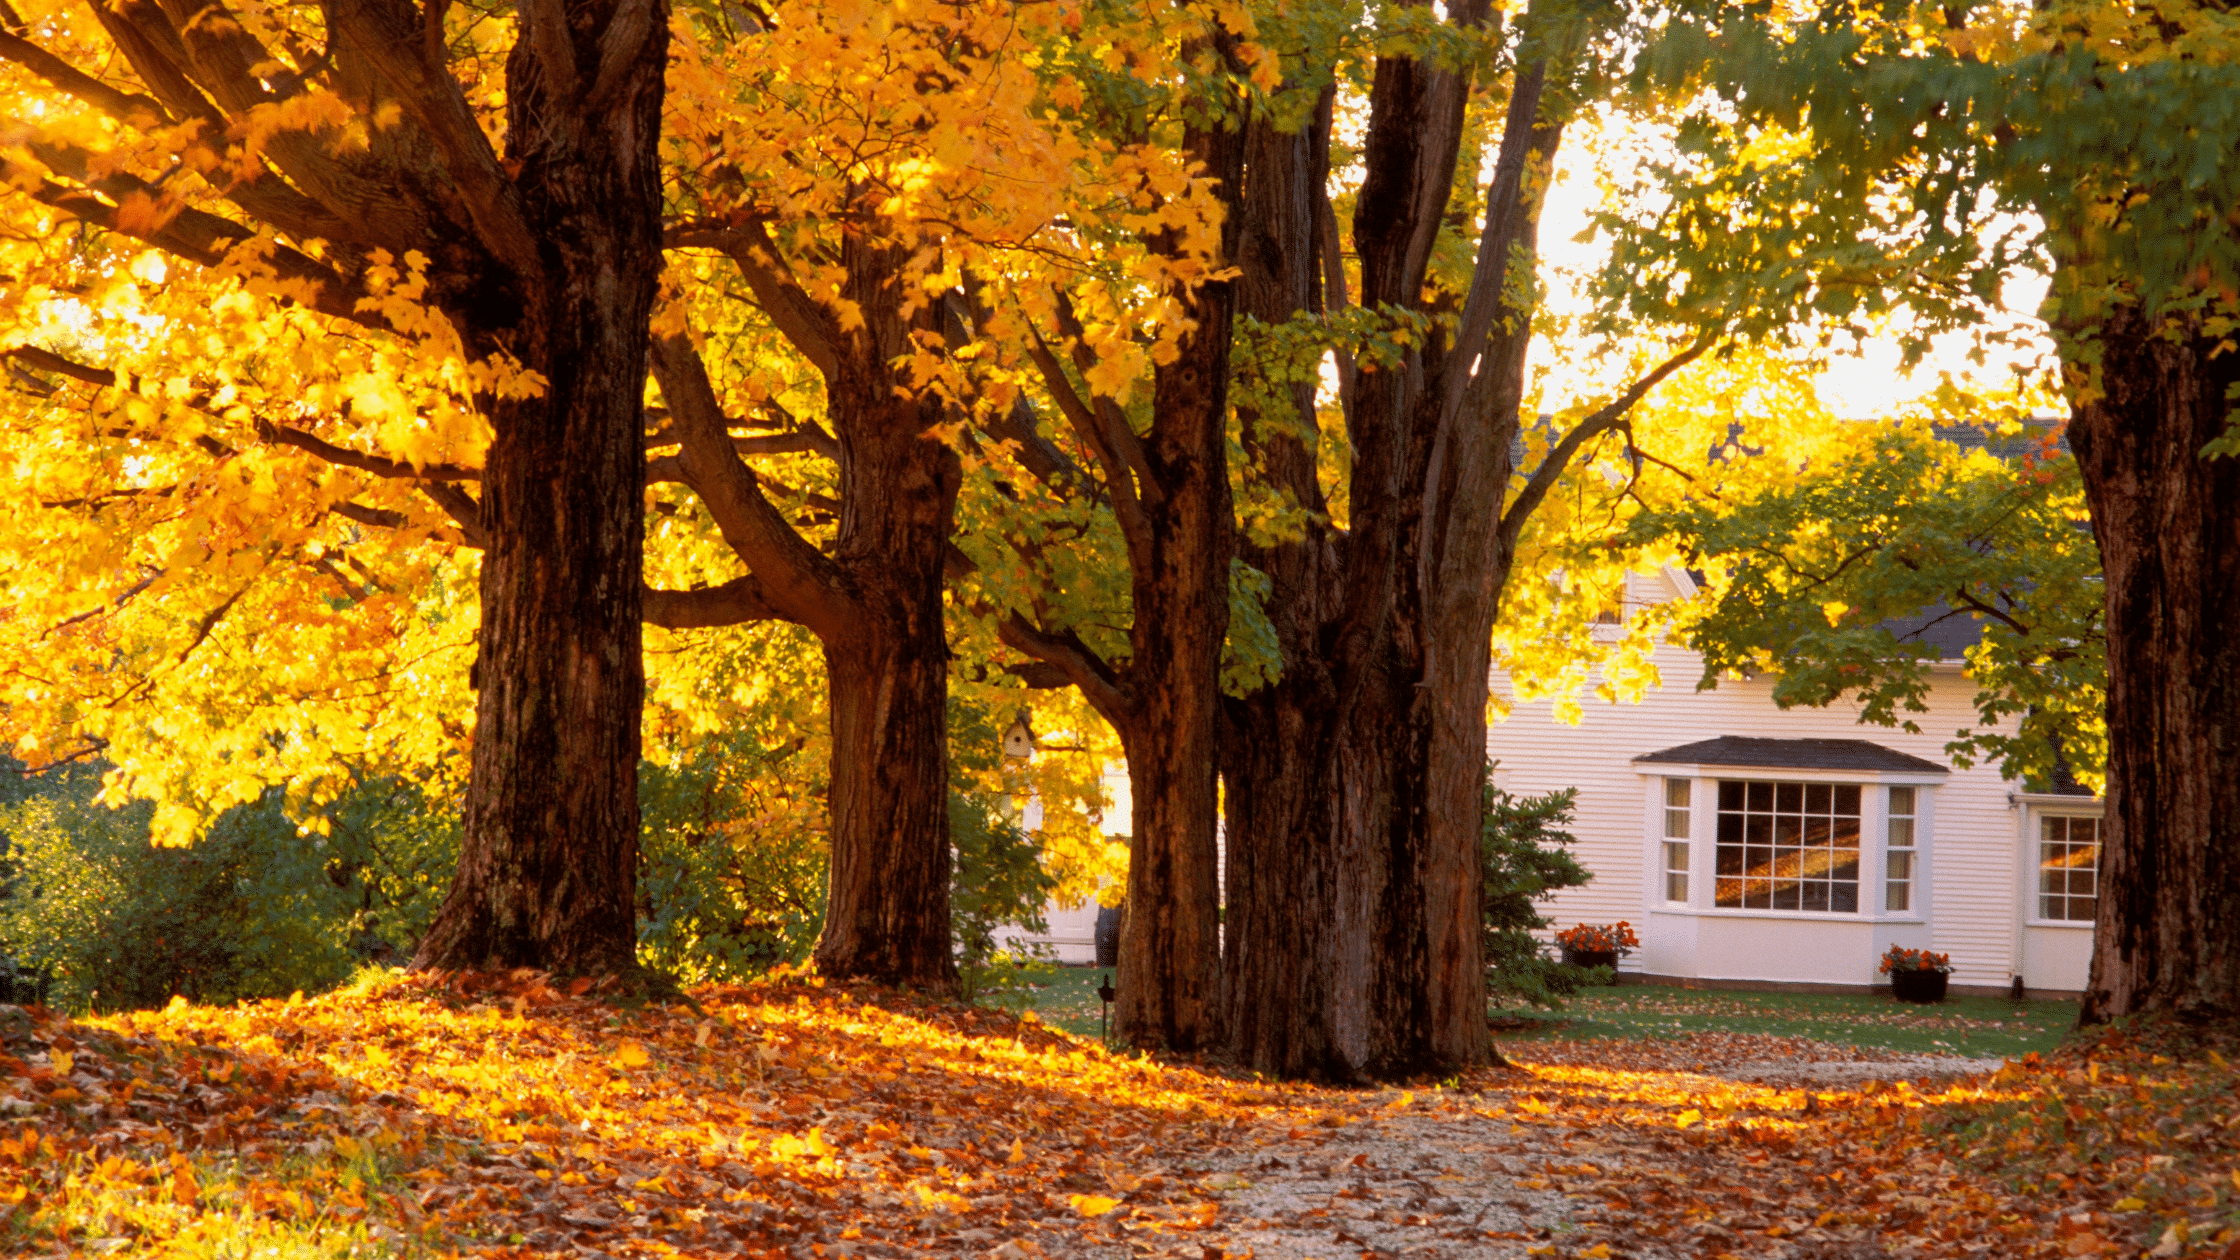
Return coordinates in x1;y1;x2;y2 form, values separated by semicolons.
1490;572;2099;993
992;763;1131;965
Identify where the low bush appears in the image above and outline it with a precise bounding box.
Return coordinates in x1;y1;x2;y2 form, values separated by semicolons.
0;763;455;1011
1482;780;1609;1007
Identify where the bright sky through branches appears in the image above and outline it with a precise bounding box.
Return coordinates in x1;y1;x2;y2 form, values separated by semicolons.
1532;119;2057;419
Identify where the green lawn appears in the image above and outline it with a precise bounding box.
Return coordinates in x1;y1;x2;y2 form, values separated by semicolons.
1012;968;2078;1059
1492;984;2077;1058
1019;963;1115;1040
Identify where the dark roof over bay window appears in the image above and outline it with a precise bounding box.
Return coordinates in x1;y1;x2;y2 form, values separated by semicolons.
1633;737;1948;775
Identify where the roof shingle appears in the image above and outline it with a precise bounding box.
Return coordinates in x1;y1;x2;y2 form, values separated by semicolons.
1633;736;1949;774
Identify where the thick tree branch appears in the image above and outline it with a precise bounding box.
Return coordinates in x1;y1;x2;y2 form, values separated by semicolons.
8;151;372;326
994;612;1128;721
416;482;486;546
1024;325;1150;563
259;419;481;481
647;333;855;634
329;500;413;532
0;25;170;126
582;0;659;114
328;0;538;281
641;574;796;629
666;222;845;379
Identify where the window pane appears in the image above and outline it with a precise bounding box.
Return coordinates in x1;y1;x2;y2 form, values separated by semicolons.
1804;817;1830;847
1775;782;1802;812
2039;816;2102;922
1665;808;1690;839
1832;816;1861;847
1804;782;1831;813
1747;781;1774;811
1889;786;1916;815
1667;778;1692;808
1834;784;1861;815
1719;780;1745;810
1832;883;1860;913
1888;818;1914;848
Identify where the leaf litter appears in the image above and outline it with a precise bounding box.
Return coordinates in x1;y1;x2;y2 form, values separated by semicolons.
0;970;2230;1259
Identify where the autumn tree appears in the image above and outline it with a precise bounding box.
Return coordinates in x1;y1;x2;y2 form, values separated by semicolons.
641;0;1230;990
1600;0;2240;1023
1658;398;2107;793
956;16;1259;1051
0;0;669;971
1201;2;1710;1078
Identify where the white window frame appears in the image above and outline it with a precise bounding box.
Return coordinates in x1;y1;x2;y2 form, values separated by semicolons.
1641;767;1940;923
2028;810;2104;928
1661;778;1692;904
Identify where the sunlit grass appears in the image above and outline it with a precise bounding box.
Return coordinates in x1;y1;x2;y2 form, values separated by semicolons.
1495;984;2076;1057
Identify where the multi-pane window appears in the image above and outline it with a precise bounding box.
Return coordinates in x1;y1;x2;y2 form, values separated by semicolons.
2039;816;2102;922
1714;781;1862;911
1885;786;1917;912
1663;779;1691;902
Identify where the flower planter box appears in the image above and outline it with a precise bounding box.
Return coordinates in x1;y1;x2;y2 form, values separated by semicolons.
1890;969;1949;1004
1563;949;1620;977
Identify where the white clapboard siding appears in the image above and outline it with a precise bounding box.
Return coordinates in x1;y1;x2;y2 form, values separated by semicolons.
1491;631;2030;989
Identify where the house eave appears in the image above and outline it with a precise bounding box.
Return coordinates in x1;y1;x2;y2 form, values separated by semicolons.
1633;762;1950;785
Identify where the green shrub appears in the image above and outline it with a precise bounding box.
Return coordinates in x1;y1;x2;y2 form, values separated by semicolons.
635;742;828;984
949;792;1059;1004
0;761;459;1012
1482;779;1607;1008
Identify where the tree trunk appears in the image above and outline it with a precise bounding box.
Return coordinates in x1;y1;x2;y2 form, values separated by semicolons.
1099;111;1244;1052
2067;307;2240;1024
1221;32;1562;1078
816;615;956;987
810;234;964;991
411;6;668;974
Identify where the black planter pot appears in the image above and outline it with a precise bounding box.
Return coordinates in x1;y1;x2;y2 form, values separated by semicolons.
1890;968;1949;1004
1564;948;1620;976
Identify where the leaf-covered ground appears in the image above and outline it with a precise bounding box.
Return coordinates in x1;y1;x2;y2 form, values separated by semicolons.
0;970;2233;1259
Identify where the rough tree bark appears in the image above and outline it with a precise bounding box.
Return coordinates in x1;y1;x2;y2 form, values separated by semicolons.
413;0;671;973
1220;21;1702;1077
2067;309;2240;1024
997;105;1245;1049
643;228;962;992
1106;135;1243;1047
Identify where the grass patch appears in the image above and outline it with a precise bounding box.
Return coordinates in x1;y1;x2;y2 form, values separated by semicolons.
1016;964;1114;1041
1492;984;2076;1057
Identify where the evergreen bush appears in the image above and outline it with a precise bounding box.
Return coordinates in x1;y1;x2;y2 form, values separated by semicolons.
1482;779;1608;1007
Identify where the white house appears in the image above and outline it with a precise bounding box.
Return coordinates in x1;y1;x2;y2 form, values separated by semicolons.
1490;565;2102;997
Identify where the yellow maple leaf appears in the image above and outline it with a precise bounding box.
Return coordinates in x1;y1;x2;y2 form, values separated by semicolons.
1676;1109;1704;1128
613;1040;651;1069
1068;1194;1123;1217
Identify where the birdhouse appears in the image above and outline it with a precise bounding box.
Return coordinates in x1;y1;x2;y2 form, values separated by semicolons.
1001;713;1037;760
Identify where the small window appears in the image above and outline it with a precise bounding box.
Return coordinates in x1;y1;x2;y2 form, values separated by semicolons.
1662;780;1690;902
1715;779;1861;912
1886;786;1917;912
2039;816;2102;922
